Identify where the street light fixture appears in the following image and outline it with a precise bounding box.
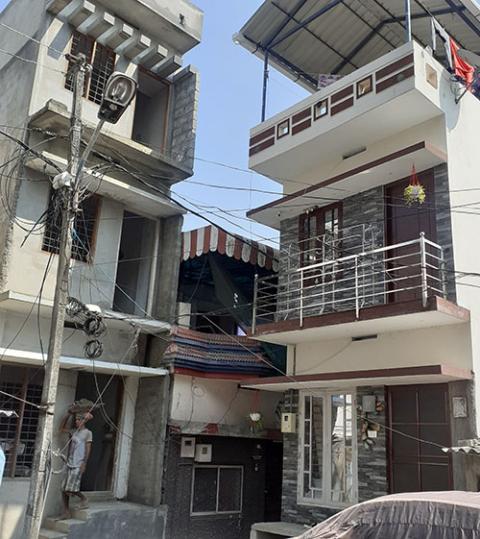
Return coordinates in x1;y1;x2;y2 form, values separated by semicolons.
74;72;138;184
98;71;138;124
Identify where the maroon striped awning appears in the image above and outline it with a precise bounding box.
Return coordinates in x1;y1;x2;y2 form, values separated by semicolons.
182;225;278;271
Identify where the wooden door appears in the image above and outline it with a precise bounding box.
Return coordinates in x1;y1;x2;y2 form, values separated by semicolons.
387;384;452;493
385;170;436;302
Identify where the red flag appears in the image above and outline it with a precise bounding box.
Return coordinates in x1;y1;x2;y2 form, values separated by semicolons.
450;38;474;87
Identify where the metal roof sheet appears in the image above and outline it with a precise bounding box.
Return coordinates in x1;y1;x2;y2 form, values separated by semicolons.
442;438;480;454
237;0;480;90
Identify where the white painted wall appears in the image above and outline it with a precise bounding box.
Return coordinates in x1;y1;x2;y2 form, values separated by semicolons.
291;115;446;195
443;82;480;433
170;374;281;429
250;42;449;191
293;323;472;376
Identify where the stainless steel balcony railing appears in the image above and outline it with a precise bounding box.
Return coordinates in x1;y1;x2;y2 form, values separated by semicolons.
252;232;447;333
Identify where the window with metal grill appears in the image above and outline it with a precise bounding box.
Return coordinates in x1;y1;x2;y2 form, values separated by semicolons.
65;30;116;105
42;190;100;263
191;465;243;515
0;366;43;478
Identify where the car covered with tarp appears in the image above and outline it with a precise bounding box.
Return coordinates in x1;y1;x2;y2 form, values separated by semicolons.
292;491;480;539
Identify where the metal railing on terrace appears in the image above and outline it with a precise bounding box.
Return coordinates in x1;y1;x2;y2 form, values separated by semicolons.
252;232;447;333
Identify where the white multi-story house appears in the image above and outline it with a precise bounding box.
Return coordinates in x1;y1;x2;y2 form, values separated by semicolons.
0;1;202;538
236;0;480;531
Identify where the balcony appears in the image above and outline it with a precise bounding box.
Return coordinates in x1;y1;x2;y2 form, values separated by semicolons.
247;41;447;193
251;226;469;344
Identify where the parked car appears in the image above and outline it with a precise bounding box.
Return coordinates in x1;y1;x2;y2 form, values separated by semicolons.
292;491;480;538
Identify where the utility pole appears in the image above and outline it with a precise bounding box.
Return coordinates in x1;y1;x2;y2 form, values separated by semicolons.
24;53;89;539
23;52;137;538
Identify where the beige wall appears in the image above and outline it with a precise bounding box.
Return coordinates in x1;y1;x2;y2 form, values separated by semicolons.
170;374;282;430
443;83;480;433
291;323;472;376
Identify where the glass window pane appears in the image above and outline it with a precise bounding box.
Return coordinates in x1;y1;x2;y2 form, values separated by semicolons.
303;472;311;497
310;396;324;495
192;468;217;513
304;396;311;420
218;468;242;512
330;394;354;503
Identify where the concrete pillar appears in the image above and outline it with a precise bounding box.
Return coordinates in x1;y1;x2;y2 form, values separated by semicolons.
127;375;171;506
153;214;183;324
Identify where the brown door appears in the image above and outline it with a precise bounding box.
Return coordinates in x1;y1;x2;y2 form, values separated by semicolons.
387;384;452;493
385;170;436;302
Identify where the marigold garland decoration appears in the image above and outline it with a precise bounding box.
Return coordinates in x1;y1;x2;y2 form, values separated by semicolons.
404;165;426;206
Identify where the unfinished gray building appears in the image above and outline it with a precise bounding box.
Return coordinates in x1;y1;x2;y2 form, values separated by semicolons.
0;1;203;538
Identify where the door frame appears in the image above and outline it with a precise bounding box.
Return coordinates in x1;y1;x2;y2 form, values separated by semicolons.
112;376;139;499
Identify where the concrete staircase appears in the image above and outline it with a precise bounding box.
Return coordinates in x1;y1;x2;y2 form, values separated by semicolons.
39;501;167;539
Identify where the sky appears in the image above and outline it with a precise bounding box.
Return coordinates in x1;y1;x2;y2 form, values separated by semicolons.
172;0;308;246
0;0;309;247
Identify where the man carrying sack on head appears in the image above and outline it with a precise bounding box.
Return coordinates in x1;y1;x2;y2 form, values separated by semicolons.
59;407;93;519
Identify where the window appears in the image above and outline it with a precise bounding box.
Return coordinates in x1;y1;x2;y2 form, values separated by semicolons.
0;366;43;478
132;69;170;151
191;465;243;515
42;190;100;263
314;99;329;120
300;391;356;506
65;31;116;105
277;119;290;139
356;76;373;98
299;204;342;268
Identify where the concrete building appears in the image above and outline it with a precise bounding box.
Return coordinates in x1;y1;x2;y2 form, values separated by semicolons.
0;1;202;538
235;0;480;533
159;225;284;539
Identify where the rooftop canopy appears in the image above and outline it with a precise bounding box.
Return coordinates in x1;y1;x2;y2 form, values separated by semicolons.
235;0;480;91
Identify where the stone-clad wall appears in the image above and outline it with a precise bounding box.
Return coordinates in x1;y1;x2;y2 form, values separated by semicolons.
434;164;456;301
274;186;385;322
268;170;456;327
281;387;387;526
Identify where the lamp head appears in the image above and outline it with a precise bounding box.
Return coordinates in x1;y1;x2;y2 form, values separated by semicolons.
98;72;138;124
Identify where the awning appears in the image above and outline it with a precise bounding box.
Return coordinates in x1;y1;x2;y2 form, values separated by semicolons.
235;0;480;90
182;225;279;271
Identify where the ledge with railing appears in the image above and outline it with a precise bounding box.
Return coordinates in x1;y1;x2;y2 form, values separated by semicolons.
252;232;447;334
